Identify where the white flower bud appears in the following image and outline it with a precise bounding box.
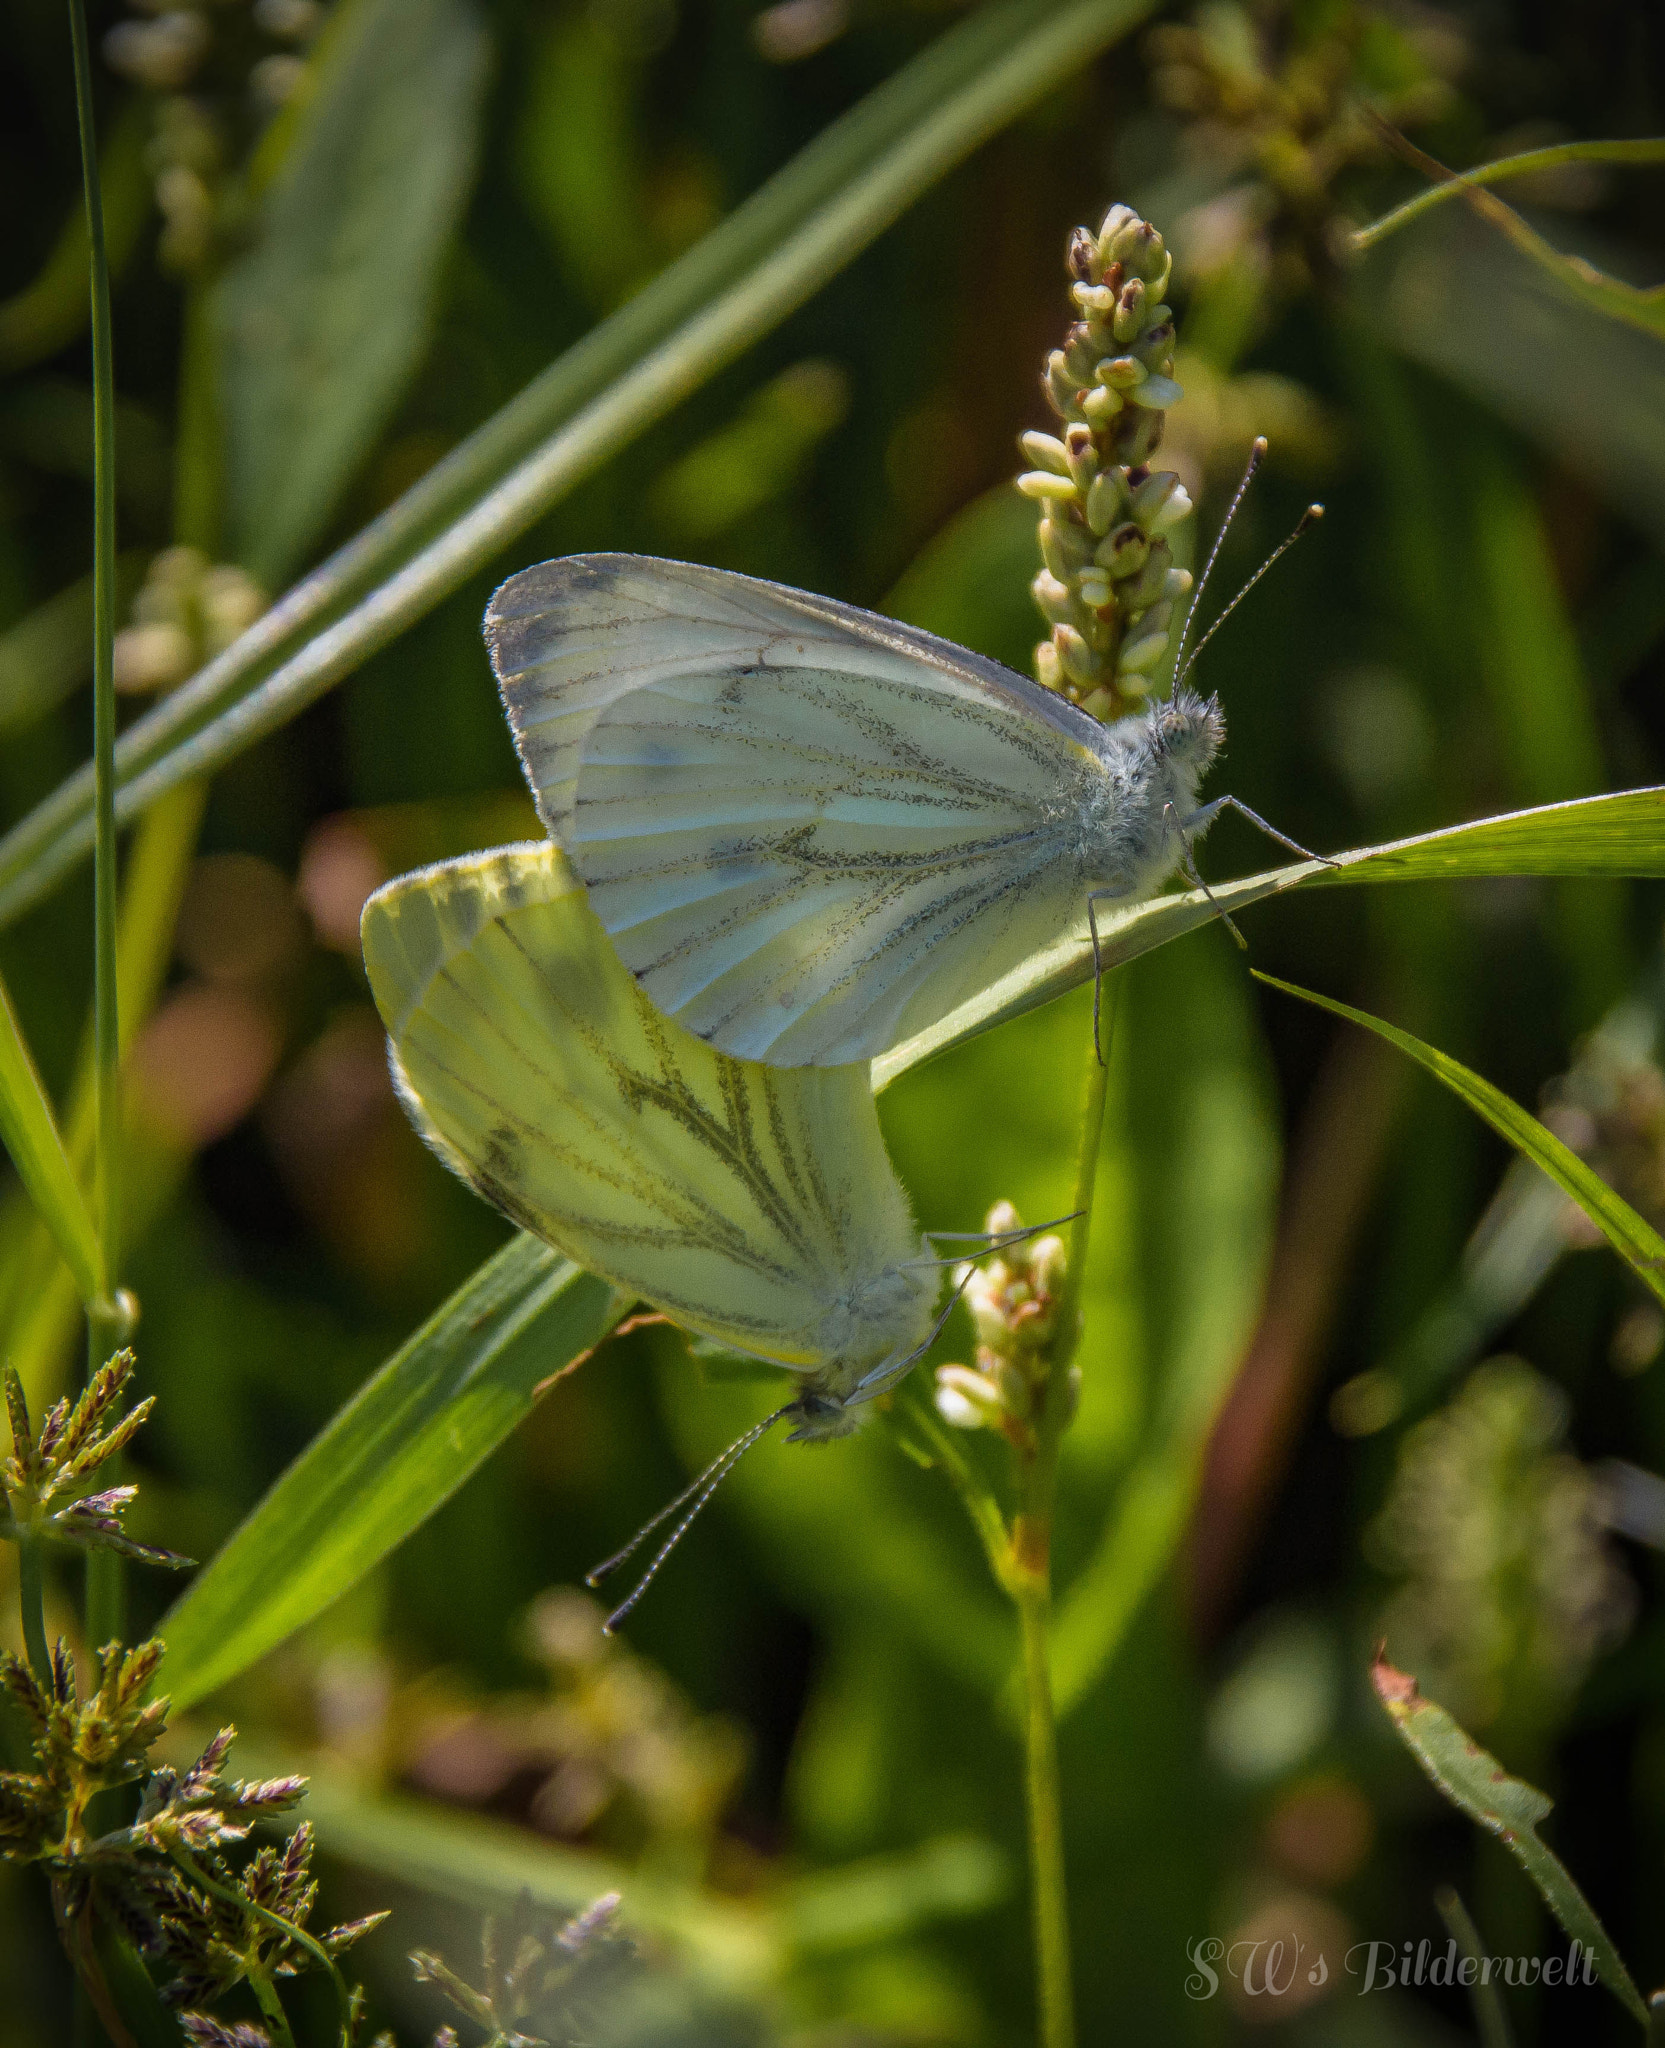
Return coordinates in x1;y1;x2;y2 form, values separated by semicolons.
114;622;193;694
1118;627;1171;674
934;1364;1004;1430
1084;469;1126;535
1017;471;1079;503
1131;372;1184;410
1019;429;1072;476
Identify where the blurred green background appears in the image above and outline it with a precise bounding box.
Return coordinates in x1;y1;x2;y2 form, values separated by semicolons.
1;0;1664;2040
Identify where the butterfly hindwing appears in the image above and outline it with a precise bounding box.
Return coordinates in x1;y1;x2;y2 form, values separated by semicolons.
361;842;929;1368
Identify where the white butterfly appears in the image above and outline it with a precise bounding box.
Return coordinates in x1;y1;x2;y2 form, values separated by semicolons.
489;554;1287;1067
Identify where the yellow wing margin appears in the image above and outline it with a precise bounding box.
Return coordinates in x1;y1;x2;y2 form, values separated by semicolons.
360;842;922;1370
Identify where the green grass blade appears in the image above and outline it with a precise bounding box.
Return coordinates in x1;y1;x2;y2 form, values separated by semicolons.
155;1237;620;1707
1255;972;1665;1303
1374;1654;1647;2027
0;967;101;1308
1435;1888;1515;2048
873;786;1665;1084
0;0;1156;935
1353;137;1665;254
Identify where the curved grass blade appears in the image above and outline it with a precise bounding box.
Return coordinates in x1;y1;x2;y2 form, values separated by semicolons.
1373;1654;1647;2027
0;0;1158;935
156;1236;620;1708
1353;137;1665;258
874;786;1665;1085
0;966;101;1309
1255;972;1665;1305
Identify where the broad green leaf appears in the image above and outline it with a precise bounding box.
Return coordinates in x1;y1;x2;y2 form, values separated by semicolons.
0;0;1160;934
1255;973;1665;1307
156;1237;620;1707
0;965;101;1310
874;786;1665;1085
216;0;490;585
1373;1654;1647;2026
1048;939;1279;1718
267;1743;1004;1995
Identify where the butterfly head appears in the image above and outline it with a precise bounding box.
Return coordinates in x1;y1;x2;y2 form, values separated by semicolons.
1150;688;1225;779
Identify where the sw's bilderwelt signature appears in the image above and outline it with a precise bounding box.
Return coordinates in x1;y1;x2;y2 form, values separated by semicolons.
1185;1933;1604;2001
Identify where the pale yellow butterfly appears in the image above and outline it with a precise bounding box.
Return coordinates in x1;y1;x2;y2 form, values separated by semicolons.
360;840;949;1442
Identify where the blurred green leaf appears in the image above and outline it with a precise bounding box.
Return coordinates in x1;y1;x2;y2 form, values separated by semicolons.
156;1238;620;1708
1373;1652;1647;2026
0;103;151;374
875;787;1665;1083
1255;972;1665;1306
1360;204;1665;549
1465;433;1624;1022
1048;939;1279;1718
0;555;146;739
216;0;491;585
0;965;102;1311
1445;178;1665;344
0;0;1161;934
271;1743;1003;1996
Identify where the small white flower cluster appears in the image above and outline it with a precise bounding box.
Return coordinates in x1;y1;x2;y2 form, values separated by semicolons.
934;1202;1073;1444
114;546;266;696
1018;204;1195;722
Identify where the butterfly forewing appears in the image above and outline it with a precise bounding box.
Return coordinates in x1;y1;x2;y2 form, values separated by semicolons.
565;664;1099;1065
361;842;931;1370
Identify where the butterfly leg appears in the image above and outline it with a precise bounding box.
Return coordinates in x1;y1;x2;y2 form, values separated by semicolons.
1085;885;1133;1066
1182;794;1340;869
1164;801;1248;952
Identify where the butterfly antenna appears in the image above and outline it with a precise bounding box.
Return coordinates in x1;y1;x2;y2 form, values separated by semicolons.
587;1405;790;1631
1177;501;1325;694
858;1263;987;1393
911;1210;1084;1266
1174;435;1268;679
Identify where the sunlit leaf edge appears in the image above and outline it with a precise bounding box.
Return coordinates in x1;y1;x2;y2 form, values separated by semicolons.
1255;970;1665;1307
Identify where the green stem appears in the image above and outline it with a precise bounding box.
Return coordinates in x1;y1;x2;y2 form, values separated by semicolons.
65;0;120;1311
171;1847;353;2028
1352;136;1665;253
248;1971;300;2048
1008;985;1115;2048
16;1527;52;1684
1017;1580;1072;2048
69;0;130;1660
